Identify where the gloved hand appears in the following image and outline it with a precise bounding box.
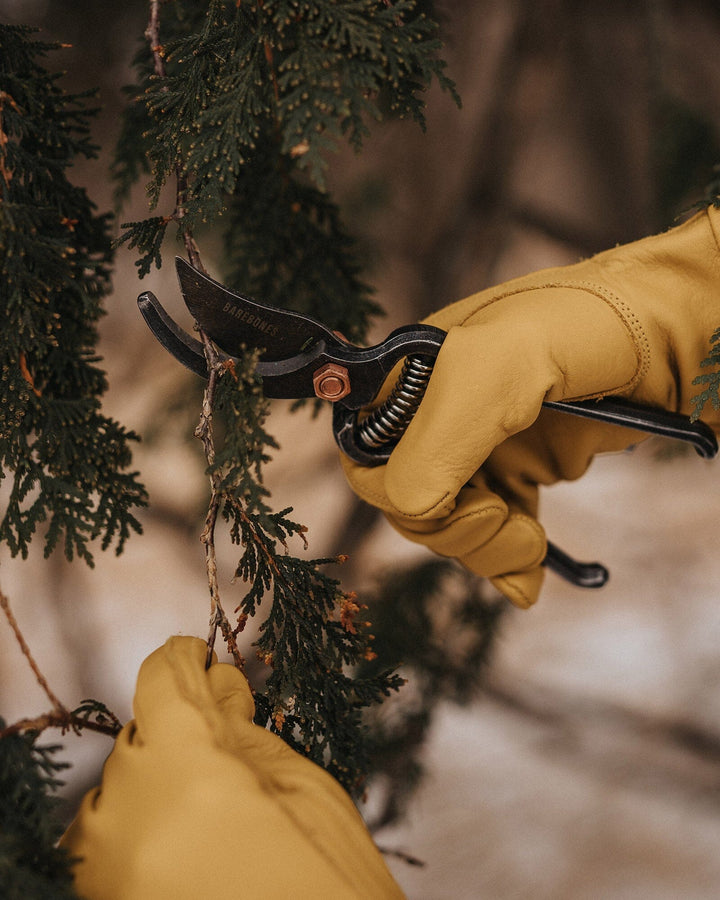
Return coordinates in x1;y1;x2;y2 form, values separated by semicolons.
342;206;720;608
60;636;405;900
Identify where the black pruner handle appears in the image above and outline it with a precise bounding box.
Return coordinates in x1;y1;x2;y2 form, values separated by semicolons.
543;541;609;588
538;396;717;586
542;396;718;459
335;372;718;589
338;389;719;466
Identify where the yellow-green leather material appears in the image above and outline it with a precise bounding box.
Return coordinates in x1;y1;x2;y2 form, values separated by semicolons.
60;636;405;899
342;207;720;608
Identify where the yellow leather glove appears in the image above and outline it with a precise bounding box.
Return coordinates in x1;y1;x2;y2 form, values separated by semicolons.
342;206;720;608
60;636;405;900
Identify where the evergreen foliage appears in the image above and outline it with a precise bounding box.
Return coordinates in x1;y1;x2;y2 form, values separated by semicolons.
0;720;79;899
4;4;720;894
5;1;720;893
115;0;458;298
0;25;147;564
222;149;381;346
199;346;405;793
114;0;457;796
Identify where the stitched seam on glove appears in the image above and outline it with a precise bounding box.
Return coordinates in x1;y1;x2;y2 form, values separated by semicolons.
404;490;456;518
562;280;650;394
393;500;507;529
456;281;650;398
507;512;547;568
491;573;537;609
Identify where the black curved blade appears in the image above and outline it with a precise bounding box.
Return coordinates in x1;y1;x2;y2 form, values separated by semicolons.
175;257;344;361
137;290;208;378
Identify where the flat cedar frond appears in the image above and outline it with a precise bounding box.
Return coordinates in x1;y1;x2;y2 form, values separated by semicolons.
248;543;405;791
116;217;171;277
116;0;458;242
209;358;402;795
223;150;381;344
0;24;147;564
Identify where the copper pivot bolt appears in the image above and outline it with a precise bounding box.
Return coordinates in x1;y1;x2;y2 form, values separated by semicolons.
313;363;351;401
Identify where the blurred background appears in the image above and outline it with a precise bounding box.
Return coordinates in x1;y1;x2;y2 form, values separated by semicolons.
3;1;720;896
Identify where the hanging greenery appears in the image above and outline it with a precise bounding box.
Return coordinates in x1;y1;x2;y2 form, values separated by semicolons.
0;24;147;565
109;0;459;797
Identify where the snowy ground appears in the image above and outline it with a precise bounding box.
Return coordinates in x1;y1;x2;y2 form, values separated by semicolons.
374;442;720;898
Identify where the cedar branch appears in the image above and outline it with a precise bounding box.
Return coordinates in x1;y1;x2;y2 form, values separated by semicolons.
143;1;242;671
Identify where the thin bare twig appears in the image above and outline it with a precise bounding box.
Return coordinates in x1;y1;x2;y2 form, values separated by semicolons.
0;711;121;740
193;330;247;671
0;586;121;740
145;1;167;79
0;587;67;714
143;0;242;671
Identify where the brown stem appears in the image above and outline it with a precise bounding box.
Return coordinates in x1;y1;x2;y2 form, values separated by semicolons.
195;334;222;580
0;586;122;740
193;328;246;671
144;1;248;675
0;588;68;716
145;0;166;79
183;231;205;272
0;710;121;741
144;0;236;668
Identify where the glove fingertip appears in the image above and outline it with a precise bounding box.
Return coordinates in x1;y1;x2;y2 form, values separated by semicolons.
206;662;256;722
133;635;209;715
491;566;545;609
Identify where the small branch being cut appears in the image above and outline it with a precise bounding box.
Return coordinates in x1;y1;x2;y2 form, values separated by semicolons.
194;328;246;672
143;1;243;672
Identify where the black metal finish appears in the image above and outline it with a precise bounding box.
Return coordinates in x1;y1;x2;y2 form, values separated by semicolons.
138;260;719;590
138;291;209;378
336;395;718;464
543;397;718;459
176;257;343;362
544;541;609;588
249;324;445;407
174;257;445;408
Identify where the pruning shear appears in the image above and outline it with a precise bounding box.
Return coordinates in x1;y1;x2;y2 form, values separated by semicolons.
138;258;718;590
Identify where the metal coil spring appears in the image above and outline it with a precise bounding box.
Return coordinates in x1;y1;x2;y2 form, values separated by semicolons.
357;354;435;450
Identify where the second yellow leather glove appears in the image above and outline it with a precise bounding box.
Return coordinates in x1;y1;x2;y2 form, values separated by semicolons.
342;206;720;608
60;636;405;900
